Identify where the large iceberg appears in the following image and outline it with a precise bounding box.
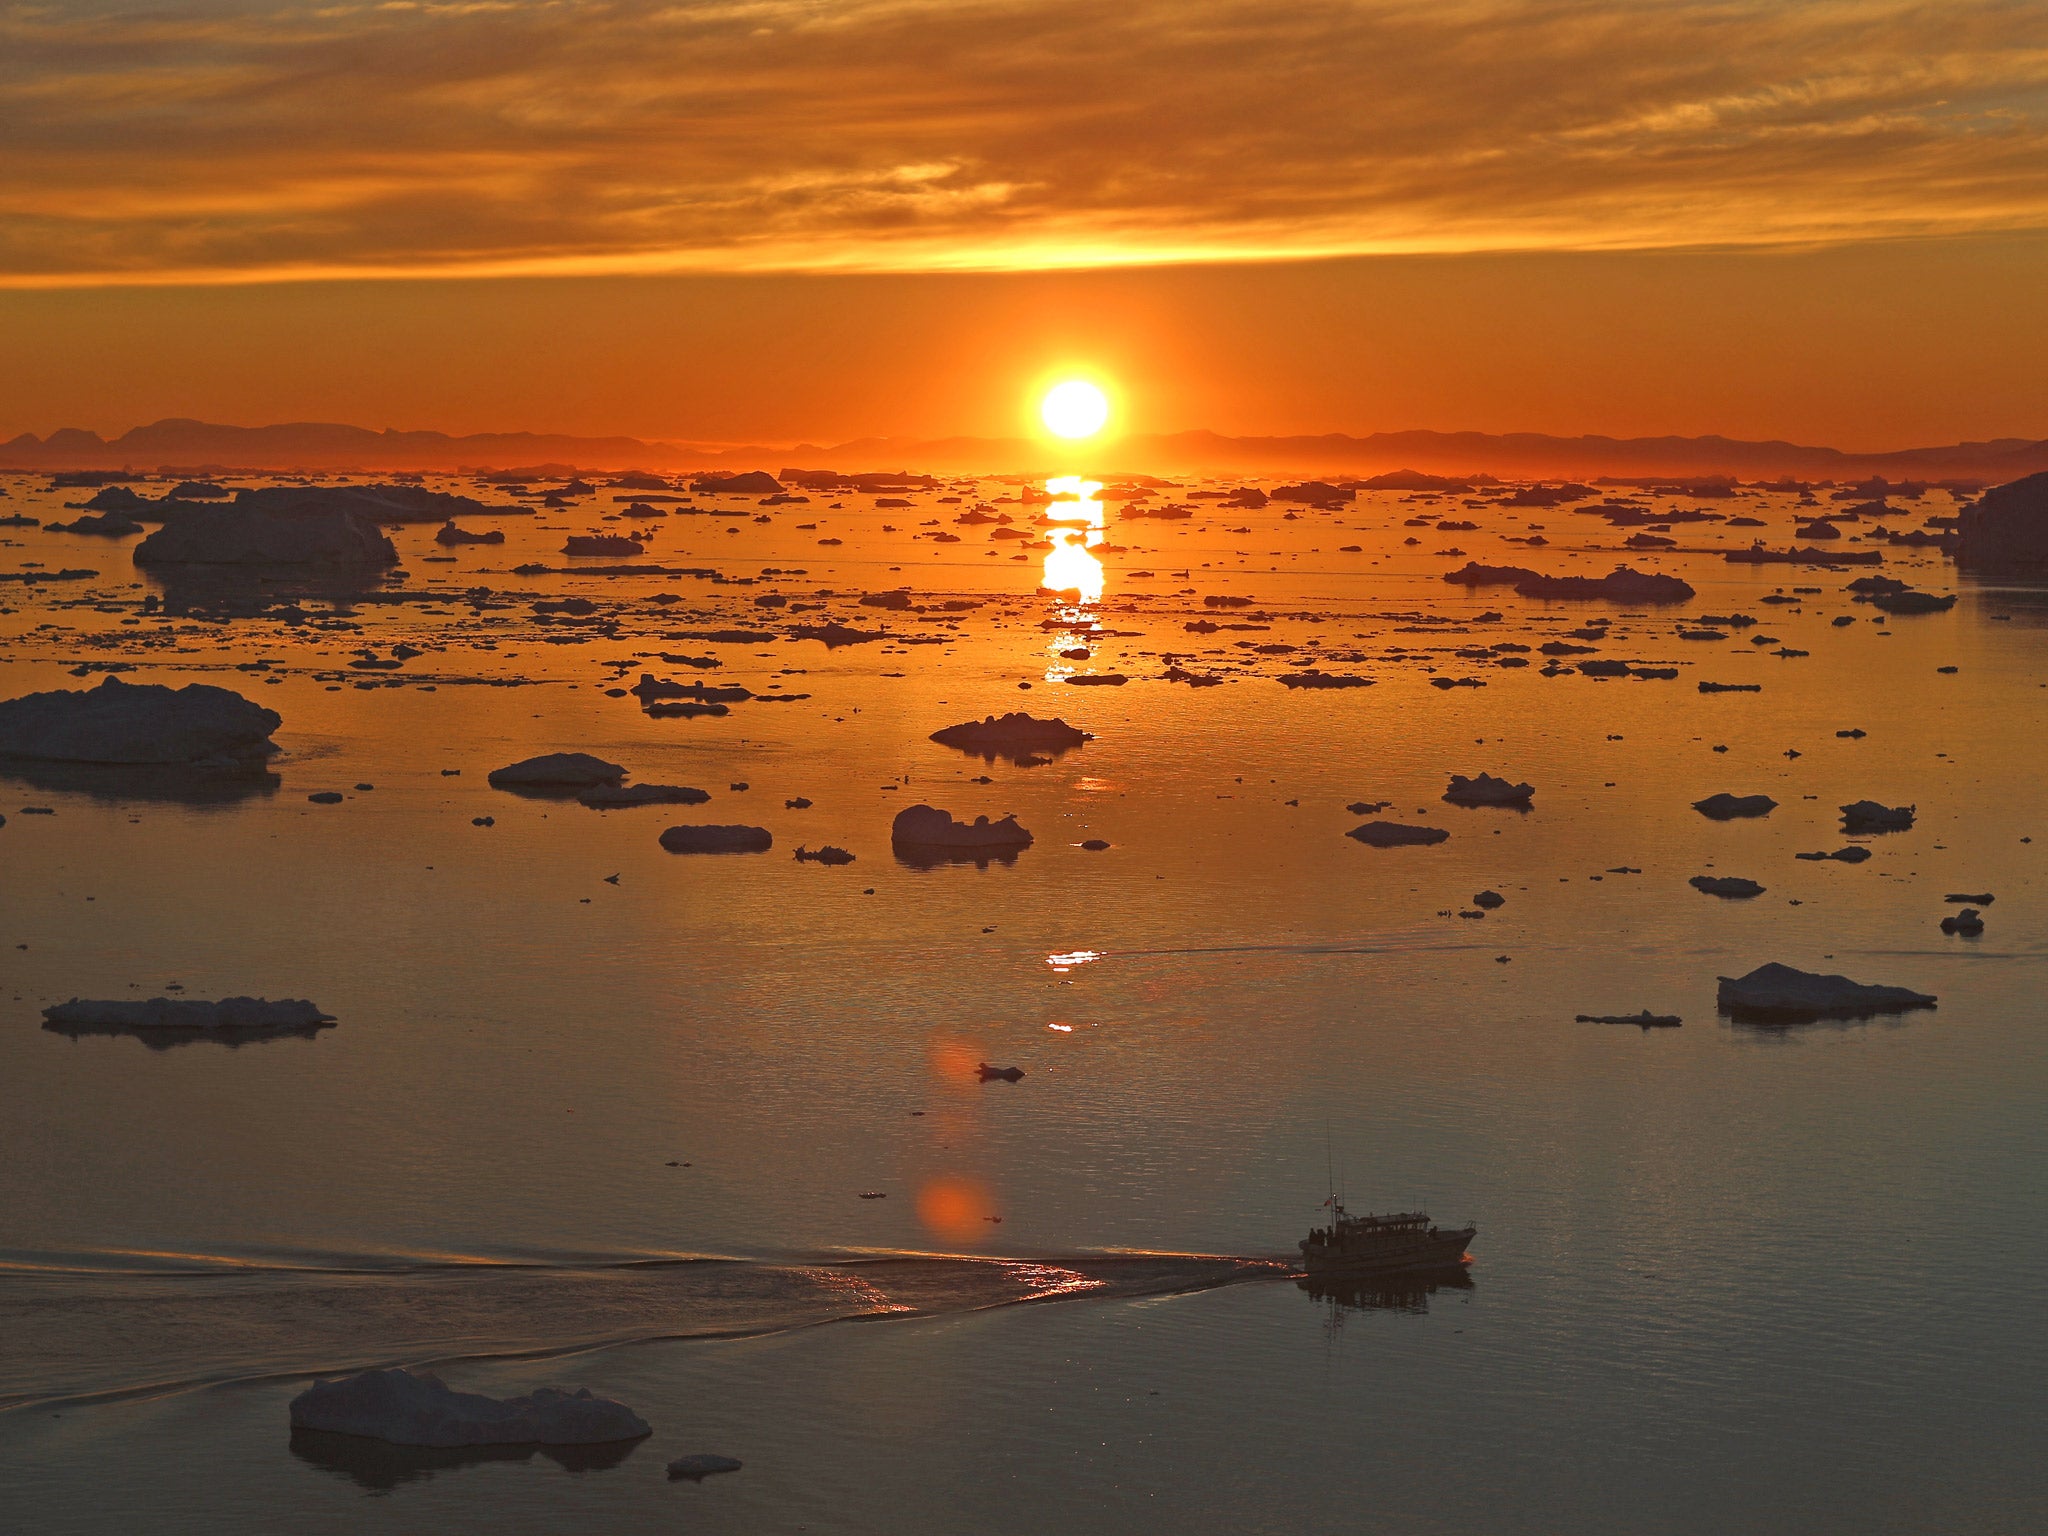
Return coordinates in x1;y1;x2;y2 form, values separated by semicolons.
135;504;399;568
1716;963;1935;1019
0;676;280;764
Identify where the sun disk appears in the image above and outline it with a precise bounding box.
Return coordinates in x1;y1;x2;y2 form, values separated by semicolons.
1041;380;1110;439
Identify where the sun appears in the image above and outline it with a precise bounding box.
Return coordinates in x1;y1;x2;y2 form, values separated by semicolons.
1040;379;1110;440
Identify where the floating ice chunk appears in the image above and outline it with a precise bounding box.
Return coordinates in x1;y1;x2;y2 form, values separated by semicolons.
42;997;333;1030
1716;962;1935;1019
891;804;1033;850
1443;773;1534;806
1690;876;1765;898
668;1454;743;1480
659;824;773;853
1346;821;1449;847
0;676;279;765
1693;793;1776;819
488;753;626;788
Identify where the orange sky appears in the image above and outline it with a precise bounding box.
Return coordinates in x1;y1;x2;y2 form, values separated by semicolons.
4;0;2046;447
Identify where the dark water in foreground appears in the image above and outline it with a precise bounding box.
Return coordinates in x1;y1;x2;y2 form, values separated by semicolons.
1;471;2044;1531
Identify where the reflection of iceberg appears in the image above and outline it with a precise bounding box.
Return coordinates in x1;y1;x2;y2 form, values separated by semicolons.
928;713;1091;765
0;757;279;807
142;563;396;617
44;1016;331;1050
290;1428;642;1492
1297;1267;1473;1316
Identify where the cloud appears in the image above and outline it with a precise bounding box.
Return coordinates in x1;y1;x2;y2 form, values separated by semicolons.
2;0;2045;284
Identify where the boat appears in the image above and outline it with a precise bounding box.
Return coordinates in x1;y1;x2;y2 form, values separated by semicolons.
1298;1204;1476;1276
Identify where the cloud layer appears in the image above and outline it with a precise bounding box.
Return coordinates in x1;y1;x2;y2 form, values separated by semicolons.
4;0;2047;284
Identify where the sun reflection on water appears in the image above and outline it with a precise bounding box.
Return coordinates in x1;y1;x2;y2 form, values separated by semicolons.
1000;1262;1107;1300
1040;475;1106;605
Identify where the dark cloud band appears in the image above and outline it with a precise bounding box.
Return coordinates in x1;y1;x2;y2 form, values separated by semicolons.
2;0;2045;284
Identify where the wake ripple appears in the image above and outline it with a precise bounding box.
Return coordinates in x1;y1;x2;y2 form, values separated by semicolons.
0;1250;1285;1415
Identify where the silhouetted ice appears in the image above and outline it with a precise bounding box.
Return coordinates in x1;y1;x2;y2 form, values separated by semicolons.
577;783;709;808
1346;821;1449;847
43;996;334;1033
136;504;398;568
1693;792;1776;819
1956;469;2048;570
1716;963;1936;1020
1443;773;1534;806
659;824;773;853
891;804;1033;851
488;753;626;788
1840;800;1914;832
929;712;1090;762
668;1454;743;1480
0;676;279;764
1443;561;1695;602
1690;875;1765;897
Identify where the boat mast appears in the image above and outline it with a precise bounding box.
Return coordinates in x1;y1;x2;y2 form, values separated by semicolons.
1324;1122;1335;1231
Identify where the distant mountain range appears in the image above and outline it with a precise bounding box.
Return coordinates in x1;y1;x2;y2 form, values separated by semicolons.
3;416;2044;483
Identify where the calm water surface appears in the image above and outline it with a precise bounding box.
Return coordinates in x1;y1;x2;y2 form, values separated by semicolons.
1;471;2043;1531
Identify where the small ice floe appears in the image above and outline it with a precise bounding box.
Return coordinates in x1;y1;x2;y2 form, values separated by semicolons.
288;1367;649;1447
44;512;142;537
1576;1011;1682;1028
977;1063;1025;1082
1716;962;1936;1020
891;804;1033;851
1443;773;1534;806
488;753;626;789
433;520;502;545
793;844;855;864
576;783;709;808
1940;908;1985;936
668;1454;743;1480
562;534;643;556
659;824;773;854
1690;875;1765;898
1693;792;1777;819
43;997;335;1038
1840;800;1914;832
1277;671;1373;689
1346;821;1449;847
1473;890;1505;908
928;713;1090;760
1868;590;1956;615
1795;847;1872;863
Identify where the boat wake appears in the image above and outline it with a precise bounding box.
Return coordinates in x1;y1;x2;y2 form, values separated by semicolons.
0;1248;1285;1416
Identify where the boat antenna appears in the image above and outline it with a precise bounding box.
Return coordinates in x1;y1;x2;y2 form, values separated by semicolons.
1324;1122;1334;1220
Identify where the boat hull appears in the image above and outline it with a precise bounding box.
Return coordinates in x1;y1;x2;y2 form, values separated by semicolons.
1299;1227;1475;1276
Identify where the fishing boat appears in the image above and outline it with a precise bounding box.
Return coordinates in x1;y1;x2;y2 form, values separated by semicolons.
1299;1204;1476;1276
